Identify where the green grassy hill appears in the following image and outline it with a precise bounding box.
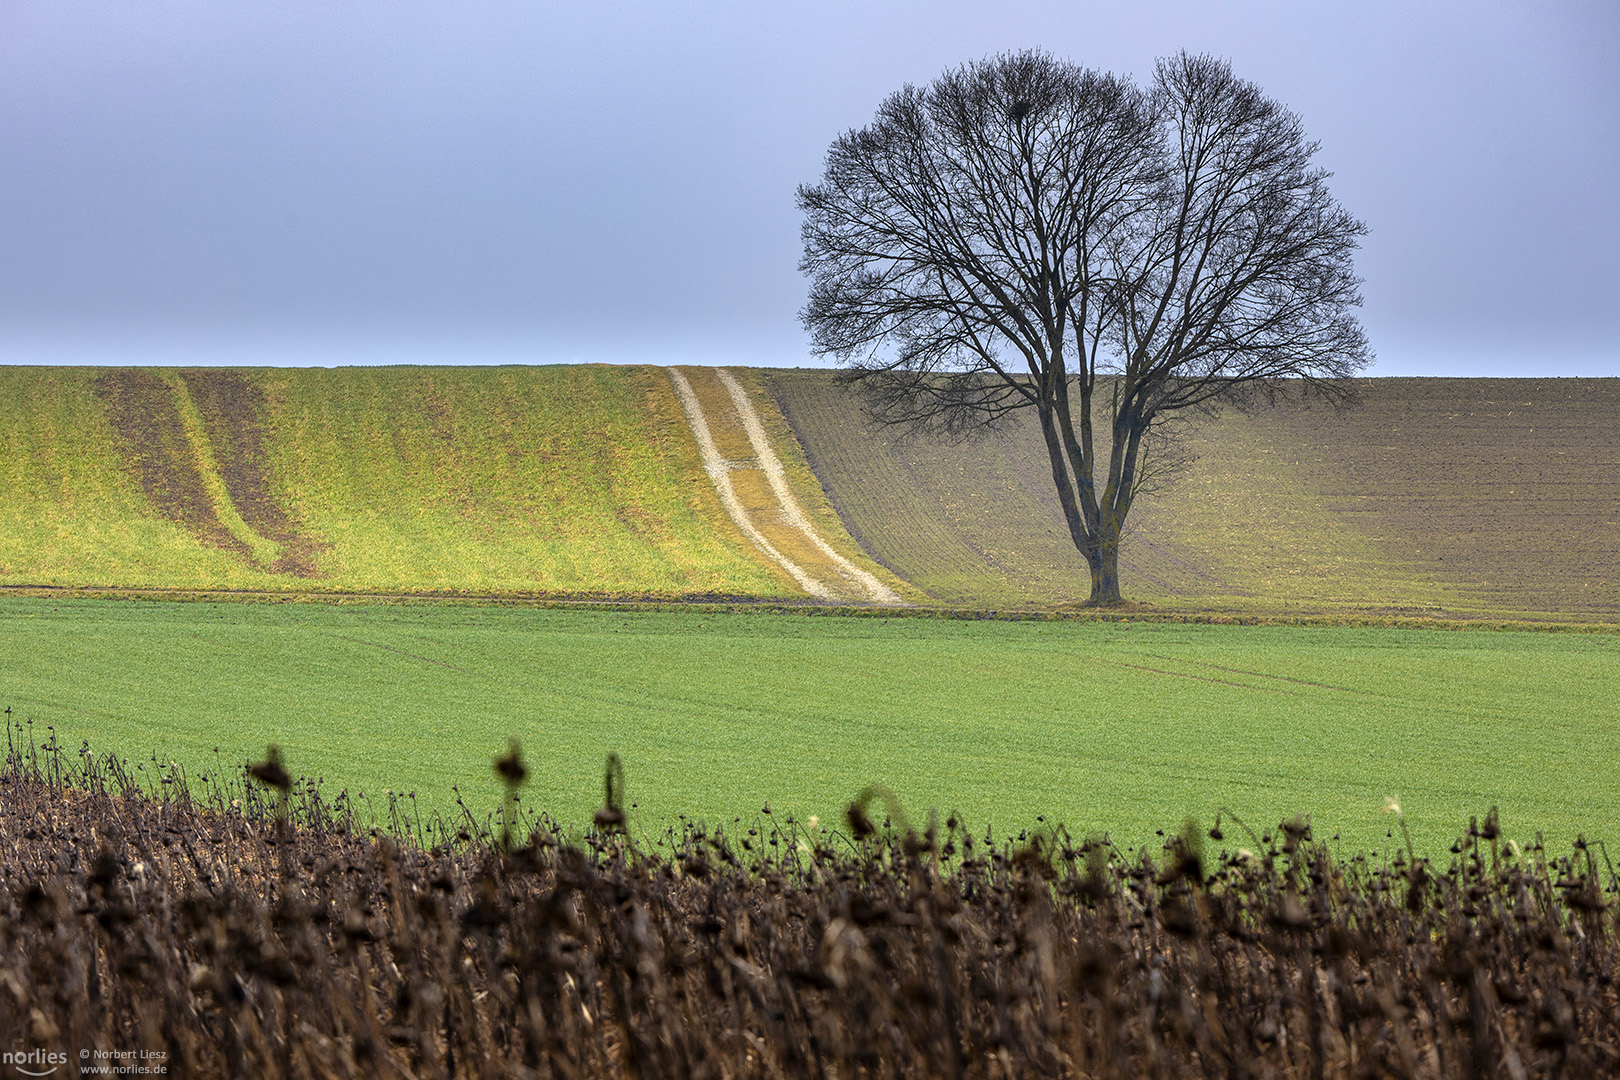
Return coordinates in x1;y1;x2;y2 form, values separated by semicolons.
768;373;1620;618
3;366;1616;618
0;366;791;598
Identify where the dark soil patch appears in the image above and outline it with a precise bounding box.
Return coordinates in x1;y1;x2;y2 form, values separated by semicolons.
180;369;326;577
93;369;250;561
1270;377;1620;613
770;372;1620;614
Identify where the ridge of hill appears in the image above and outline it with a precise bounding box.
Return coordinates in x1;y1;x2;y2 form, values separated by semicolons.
767;373;1620;618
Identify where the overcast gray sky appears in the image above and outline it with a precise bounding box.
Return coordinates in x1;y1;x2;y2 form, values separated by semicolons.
1;0;1615;374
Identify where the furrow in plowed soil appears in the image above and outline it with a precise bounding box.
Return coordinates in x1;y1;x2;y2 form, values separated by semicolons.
180;370;325;577
768;372;1620;614
93;369;250;562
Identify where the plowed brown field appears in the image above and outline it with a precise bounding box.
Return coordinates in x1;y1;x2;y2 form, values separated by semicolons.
1268;378;1620;613
768;373;1620;616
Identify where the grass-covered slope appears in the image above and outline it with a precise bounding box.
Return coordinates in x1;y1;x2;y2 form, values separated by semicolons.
253;366;787;595
0;367;268;588
769;372;1620;617
5;365;1616;615
0;365;790;597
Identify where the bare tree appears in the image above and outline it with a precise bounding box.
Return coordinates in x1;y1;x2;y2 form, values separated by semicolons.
799;51;1370;604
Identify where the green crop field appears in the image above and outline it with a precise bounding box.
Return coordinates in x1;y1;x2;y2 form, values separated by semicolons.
2;597;1614;854
769;372;1620;617
0;365;792;598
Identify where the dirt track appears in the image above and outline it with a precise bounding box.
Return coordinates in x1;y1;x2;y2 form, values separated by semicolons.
715;369;900;604
670;367;901;604
669;366;835;599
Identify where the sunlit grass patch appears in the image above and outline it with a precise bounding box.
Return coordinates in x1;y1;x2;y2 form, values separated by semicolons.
0;366;792;597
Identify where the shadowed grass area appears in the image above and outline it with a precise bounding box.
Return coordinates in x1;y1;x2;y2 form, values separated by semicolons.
2;598;1613;854
769;371;1620;616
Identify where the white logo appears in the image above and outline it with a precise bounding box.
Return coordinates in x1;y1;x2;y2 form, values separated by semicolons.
2;1049;67;1077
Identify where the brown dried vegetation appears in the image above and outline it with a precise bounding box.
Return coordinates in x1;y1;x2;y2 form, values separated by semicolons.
1;729;1615;1078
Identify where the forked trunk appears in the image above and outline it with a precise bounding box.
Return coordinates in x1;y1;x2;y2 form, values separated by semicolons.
1086;534;1123;606
1038;402;1128;605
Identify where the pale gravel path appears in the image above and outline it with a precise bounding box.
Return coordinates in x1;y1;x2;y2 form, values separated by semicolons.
668;367;839;600
715;368;903;604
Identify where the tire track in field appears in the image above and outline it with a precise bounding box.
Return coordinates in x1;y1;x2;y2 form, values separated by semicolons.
328;634;470;673
1093;656;1292;693
715;369;902;604
181;370;325;577
669;367;901;604
669;367;835;599
1135;652;1368;694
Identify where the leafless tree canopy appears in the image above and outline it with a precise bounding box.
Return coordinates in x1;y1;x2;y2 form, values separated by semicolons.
798;51;1370;603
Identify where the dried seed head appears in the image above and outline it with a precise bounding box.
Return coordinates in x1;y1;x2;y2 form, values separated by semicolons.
248;746;291;793
592;752;627;833
494;739;527;788
603;752;624;811
846;800;875;840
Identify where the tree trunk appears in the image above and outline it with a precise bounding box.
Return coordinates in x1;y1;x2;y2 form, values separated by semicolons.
1037;402;1128;605
1087;533;1123;605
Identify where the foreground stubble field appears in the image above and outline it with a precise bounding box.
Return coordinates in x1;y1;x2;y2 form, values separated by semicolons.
1;598;1614;855
3;753;1615;1078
